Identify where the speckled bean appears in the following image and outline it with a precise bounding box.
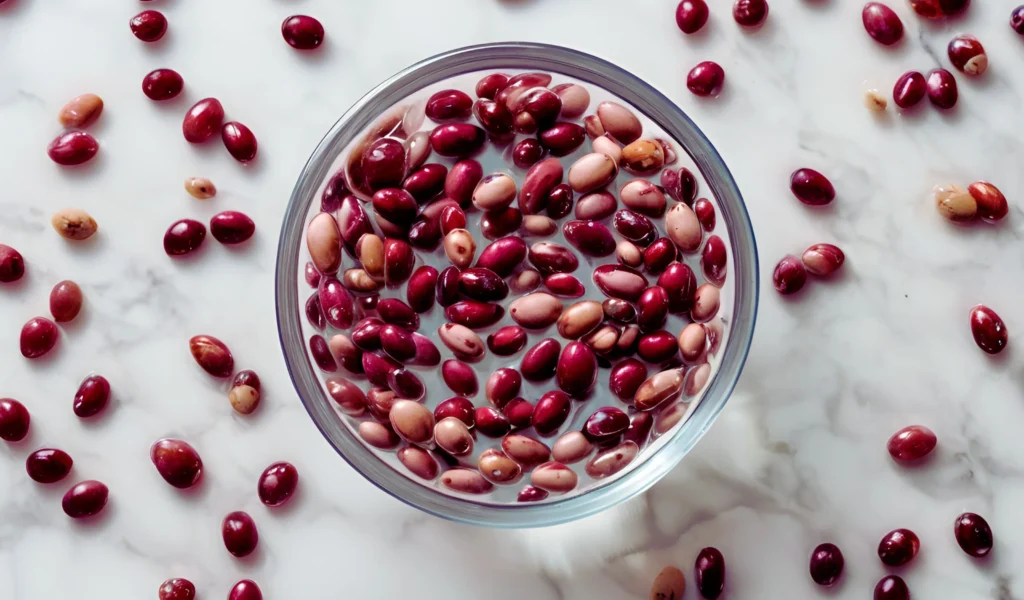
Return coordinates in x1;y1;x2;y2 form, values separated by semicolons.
501;434;551;467
478;448;522;484
510;269;542;294
666;202;702;252
620;180;667;218
691;283;720;323
531;462;578;493
437;323;485;360
441;469;494;494
585;441;640;478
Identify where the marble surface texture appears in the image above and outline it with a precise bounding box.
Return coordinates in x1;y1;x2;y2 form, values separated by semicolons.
2;0;1023;598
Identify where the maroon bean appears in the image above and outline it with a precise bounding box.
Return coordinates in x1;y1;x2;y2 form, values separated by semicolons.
473;99;514;137
695;547;726;599
528;241;579;274
319;277;355;329
545;184;574;219
623;411;653;446
352;320;383;352
223;511;259;557
390;367;426;400
694;198;716;231
336;195;375;254
518;87;562;128
49;280;83;323
397;267;435;314
310;335;336;372
432;266;461;308
26;448;73;483
208;211;255;245
954;512;993;557
151;438;203;489
582;407;629;445
442;359;478;396
476;73;510;99
377;298;419;331
221;122;258;162
497;72;553;109
378;324;415;362
1013;5;1024;33
435;397;475;427
893;71;926;108
371;188;418;227
701;235;727;285
62;480;108;518
164;219;206;256
539;123;586;157
182;98;224;143
159;578;196;600
258;461;298;507
475;236;527;278
533;390;572;435
426;89;474;122
637;330;679;363
326;377;367;415
556;341;597;397
613;209;656;245
130;9;167;42
593;264;648;302
460;267;508;301
73;374;110;418
403;163;447;203
429;123;485;157
407;333;439;368
517;485;549;502
801;243;845;276
445;159;484;207
878;528;919;567
887;425;937;464
544;273;585;298
487;370;526;412
481;206;524;240
874;575;909;600
142;68;184;101
228;580;262;600
20;317;58;359
658;263;698;314
687;61;725;97
610;358;648;402
604;298;637;323
773;255;807;295
519;158;564;215
809;543;844;586
47;131;98;166
948;34;987;76
970;305;1007;354
969;181;1008;222
0;398;30;441
487;326;528;356
439;204;467;235
512;138;545;168
503;398;534;429
926;68;958;109
362;138;407;190
383;239;415;286
282;15;324;49
521;338;561;381
636;286;670;332
563;220;615;257
677;0;710;33
862;2;903;45
733;0;768;26
475;406;511;437
0;244;25;283
445;300;504;329
643;238;677;274
790;168;834;206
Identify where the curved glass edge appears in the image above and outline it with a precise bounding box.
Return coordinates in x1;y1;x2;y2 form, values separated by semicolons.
276;42;760;528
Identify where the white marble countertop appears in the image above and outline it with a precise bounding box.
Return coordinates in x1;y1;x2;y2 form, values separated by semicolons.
2;0;1023;598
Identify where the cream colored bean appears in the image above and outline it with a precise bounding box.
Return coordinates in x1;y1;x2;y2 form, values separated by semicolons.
358;421;399;449
621;139;665;174
531;461;578;493
228;385;260;415
443;228;476;269
583;114;605;138
184;177;217;199
51;208;98;241
329;333;359;362
556;300;603;339
440;468;494;494
509;292;564;329
523;215;557;237
501;434;551;467
58;93;103;128
437;323;485;360
357;233;384;278
620;180;667;216
678;323;707;363
477;448;522;484
691;283;720;323
582;324;619;355
567;153;618;194
342;268;381;293
592;135;622;163
650;566;686;600
934;184;977;222
388;399;435;444
684;363;712;397
585;441;639;479
552;431;593;464
596;101;642;144
510;269;542;294
655;401;688;435
617;240;642;267
434;417;474;456
555;83;591;119
472;173;517;211
306;212;342;273
397;446;438;480
666;202;702;252
634;368;684;411
864;89;888;112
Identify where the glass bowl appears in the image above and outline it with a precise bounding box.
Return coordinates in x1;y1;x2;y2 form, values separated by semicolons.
276;42;758;527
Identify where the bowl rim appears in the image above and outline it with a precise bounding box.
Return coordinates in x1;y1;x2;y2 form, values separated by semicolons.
276;41;759;528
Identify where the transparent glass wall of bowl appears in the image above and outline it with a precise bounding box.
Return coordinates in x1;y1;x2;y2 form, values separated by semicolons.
276;43;758;527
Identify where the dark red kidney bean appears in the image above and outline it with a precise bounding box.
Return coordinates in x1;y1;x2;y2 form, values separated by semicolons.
142;68;184;101
563;220;615;257
954;512;993;557
73;375;110;418
643;238;677;274
519;87;562;128
613;209;657;245
362;138;406;190
383;239;416;286
281;15;324;49
392;367;431;399
426;89;474;122
410;333;440;367
790;168;834;206
222;122;258;162
304;262;321;288
337;195;374;254
519;158;564;215
636;286;670;332
476;236;527;277
460;267;509;301
473;99;514;137
164;219;206;256
351;319;383;351
1013;5;1024;34
26;448;73;483
435;397;475;427
223;511;259;557
488;326;528;356
476;73;510;99
504;398;535;429
159;578;196;600
182;98;224;143
379;324;416;362
130;10;167;42
0;244;25;283
677;0;710;33
358;295;379;312
862;2;903;45
445;301;504;329
429;123;485;157
939;0;968;15
258;462;298;507
445;159;484;207
474;406;511;437
687;61;725;97
529;242;579;274
406;265;439;313
733;0;768;26
403;163;447;202
623;411;653;446
151;438;203;489
544;273;585;298
545;183;574;219
877;529;919;566
539;123;586;157
609;358;648;401
637;330;679;363
49;280;83;323
512;138;545;169
701;235;727;285
228;580;262;600
874;575;909;600
583;407;629;445
233;370;261;392
436;266;461;307
893;71;926;108
310;335;337;372
809;543;844;586
62;480;108;518
442;359;478;396
319;277;355;329
371;188;417;227
521;338;561;381
210;211;255;244
485;367;522;409
440;204;467;234
887;425;936;463
556;341;597;397
659;262;698;313
497;72;553;108
321;171;348;213
533;390;572;435
0;398;30;442
773;255;807;295
480;206;523;240
604;298;637;323
377;298;419;330
518;485;549;502
970;305;1007;354
695;547;725;599
694;198;715;231
47;131;98;166
20;317;58;359
926;68;958;109
362;352;399;387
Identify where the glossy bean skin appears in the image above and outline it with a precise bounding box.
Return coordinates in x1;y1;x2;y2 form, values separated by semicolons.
143;69;184;101
258;462;299;507
877;529;919;567
809;543;844;586
49;280;83;322
969;305;1007;354
874;575;909;600
158;578;196;600
282;15;325;49
47;131;98;166
229;580;263;600
887;425;936;464
862;2;903;45
954;512;993;557
694;547;726;599
20;317;59;359
26;448;73;483
73;375;111;418
150;438;203;489
0;398;30;441
222;511;259;557
62;480;108;518
182;98;225;143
